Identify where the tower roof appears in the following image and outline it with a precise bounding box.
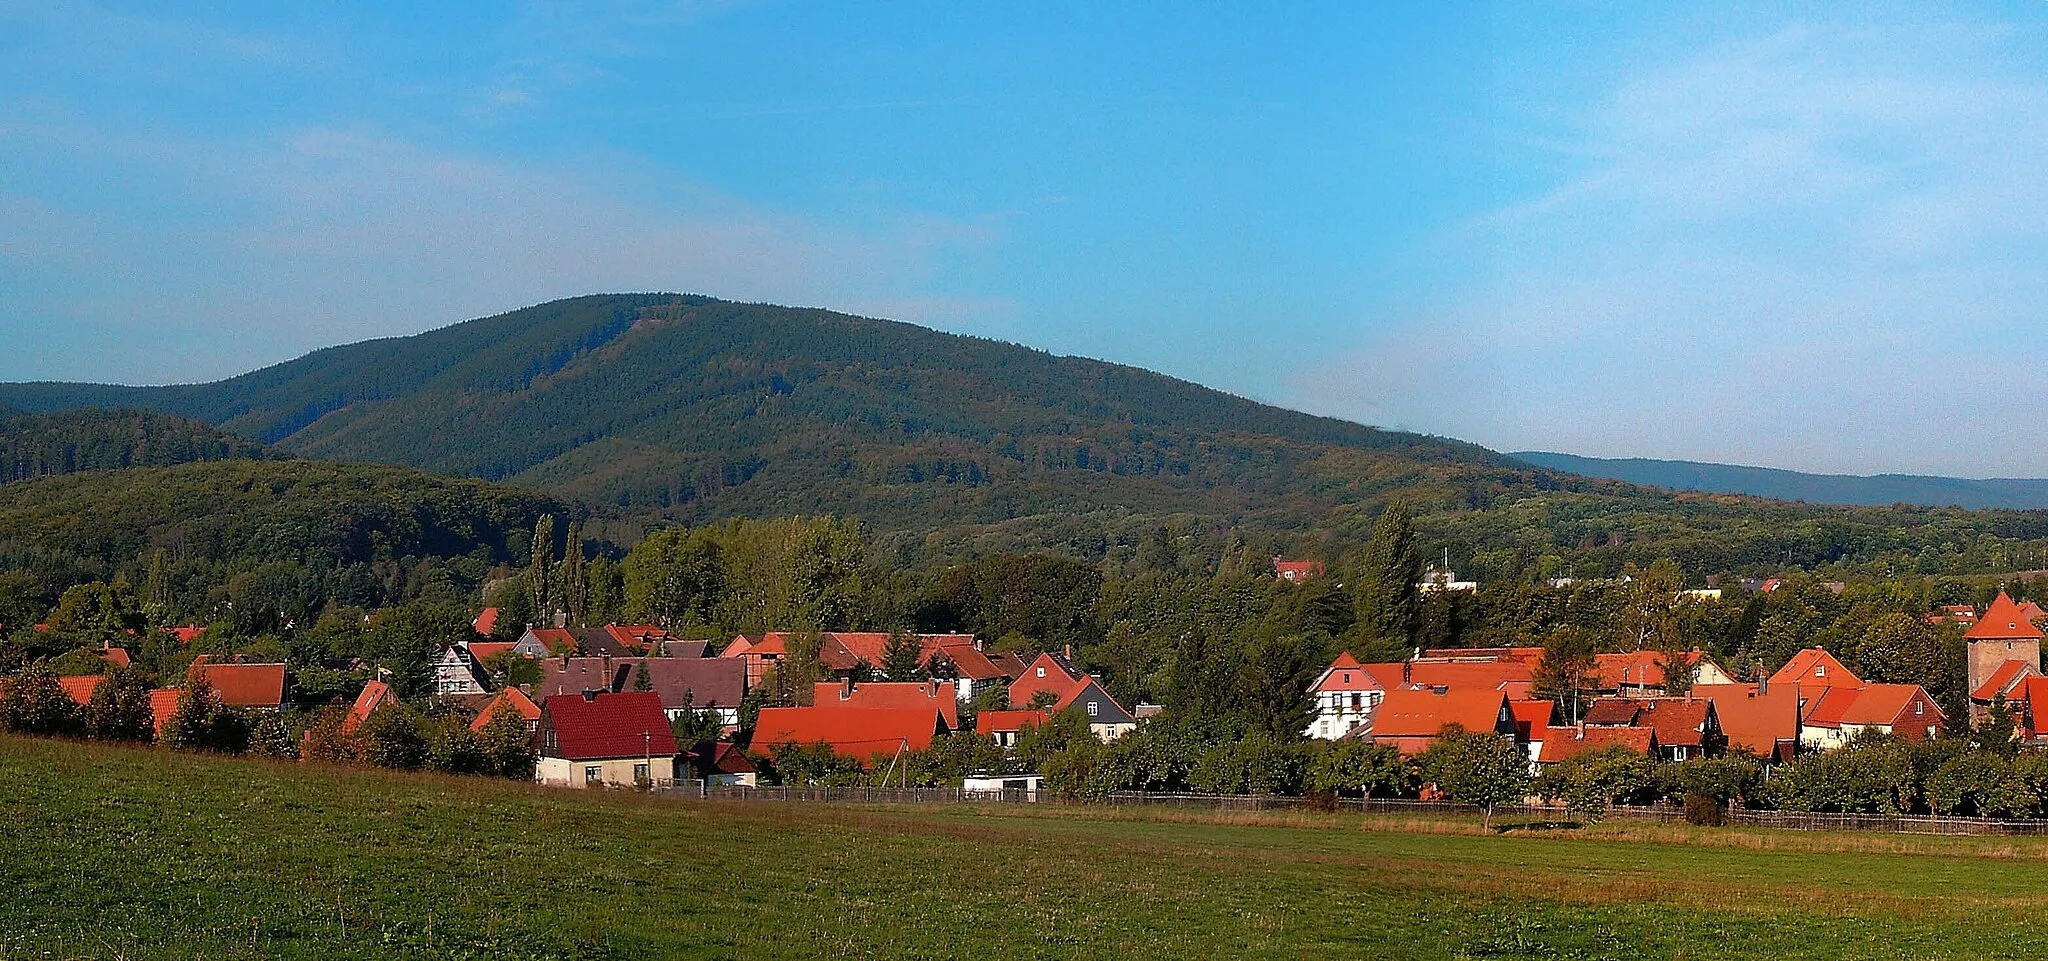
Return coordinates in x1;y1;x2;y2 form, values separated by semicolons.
1966;593;2044;641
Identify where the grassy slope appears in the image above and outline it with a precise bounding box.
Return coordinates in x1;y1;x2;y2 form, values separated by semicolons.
3;736;2047;960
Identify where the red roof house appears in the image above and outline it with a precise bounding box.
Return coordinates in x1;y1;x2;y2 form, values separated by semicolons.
470;686;542;733
1537;725;1657;764
341;680;399;735
536;691;680;787
814;679;960;730
1769;648;1863;690
472;608;500;636
192;662;287;709
1364;688;1514;755
975;709;1050;748
752;705;948;765
58;675;104;706
1273;558;1326;583
1695;683;1800;761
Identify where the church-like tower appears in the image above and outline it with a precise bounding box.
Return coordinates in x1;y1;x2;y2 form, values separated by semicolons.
1964;592;2043;723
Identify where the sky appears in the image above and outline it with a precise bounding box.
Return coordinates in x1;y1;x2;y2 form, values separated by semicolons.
5;2;2048;476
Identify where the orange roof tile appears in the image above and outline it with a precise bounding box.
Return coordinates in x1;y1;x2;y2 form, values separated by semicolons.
814;681;960;730
1537;725;1655;763
1369;689;1510;739
472;608;500;636
471;687;541;733
194;663;287;708
975;709;1050;736
1508;699;1555;741
1966;593;2044;640
149;688;182;738
1769;648;1863;690
1696;684;1799;757
1834;684;1942;727
1973;659;2037;702
101;648;131;669
752;706;946;764
58;675;104;706
1312;654;1385;694
341;680;398;735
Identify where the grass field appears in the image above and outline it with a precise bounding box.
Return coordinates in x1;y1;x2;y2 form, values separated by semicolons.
5;736;2048;960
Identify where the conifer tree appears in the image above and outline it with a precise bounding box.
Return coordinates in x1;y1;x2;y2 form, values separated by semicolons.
1351;502;1423;657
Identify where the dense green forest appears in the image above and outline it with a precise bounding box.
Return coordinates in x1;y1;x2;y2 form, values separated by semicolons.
10;294;2048;581
0;408;272;483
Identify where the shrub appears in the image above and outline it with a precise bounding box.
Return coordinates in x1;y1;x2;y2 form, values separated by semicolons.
0;665;83;737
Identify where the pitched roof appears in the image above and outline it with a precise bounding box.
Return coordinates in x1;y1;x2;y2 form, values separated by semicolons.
541;691;677;761
2020;600;2048;622
930;643;1011;682
166;625;205;645
194;663;286;708
975;709;1050;736
468;641;520;663
752;706;946;763
149;688;182;738
1537;725;1656;763
1834;684;1942;727
535;657;628;699
814;681;959;729
1966;593;2044;640
629;657;748;712
341;680;399;735
2023;676;2048;739
1007;653;1091;708
602;624;671;652
1583;698;1644;726
694;741;757;776
1404;660;1533;691
1769;648;1863;689
1593;650;1700;690
522;628;580;655
1509;699;1555;741
1633;699;1713;748
1973;659;2038;702
100;647;131;669
1311;653;1385;694
472;608;500;636
1695;684;1800;757
58;675;104;706
1368;688;1510;739
1272;558;1325;581
470;687;541;732
725;632;981;675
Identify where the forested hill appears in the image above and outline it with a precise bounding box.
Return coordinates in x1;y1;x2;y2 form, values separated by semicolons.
1514;451;2048;511
0;409;273;484
10;294;2048;578
0;295;1536;536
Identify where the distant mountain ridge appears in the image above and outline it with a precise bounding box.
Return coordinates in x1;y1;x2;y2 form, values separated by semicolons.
1512;451;2048;510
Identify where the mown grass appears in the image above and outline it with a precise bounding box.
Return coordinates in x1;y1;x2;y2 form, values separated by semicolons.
4;735;2048;960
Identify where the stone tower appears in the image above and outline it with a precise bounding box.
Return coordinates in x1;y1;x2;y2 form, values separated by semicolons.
1964;592;2043;721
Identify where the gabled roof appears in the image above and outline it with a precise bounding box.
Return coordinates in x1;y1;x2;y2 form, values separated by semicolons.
930;643;1011;682
1834;684;1942;727
2020;600;2048;622
694;741;757;776
724;632;980;675
1582;699;1643;726
468;641;521;664
1272;558;1325;581
521;628;581;655
541;691;677;761
975;709;1049;736
101;647;131;669
1508;699;1555;741
2022;676;2048;739
470;687;541;732
1007;652;1091;708
341;680;399;735
1311;653;1384;694
752;706;946;763
1973;659;2038;702
1695;684;1799;758
814;681;959;729
166;625;205;645
1368;688;1510;739
1594;650;1701;690
535;658;628;699
1769;648;1863;690
1966;593;2044;641
629;657;748;712
194;663;286;708
472;608;500;636
1537;725;1656;763
58;675;104;706
603;624;671;653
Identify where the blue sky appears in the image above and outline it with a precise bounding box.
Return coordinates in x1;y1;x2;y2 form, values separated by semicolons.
5;2;2048;475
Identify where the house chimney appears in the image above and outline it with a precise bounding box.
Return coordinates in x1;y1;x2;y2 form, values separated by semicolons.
554;611;568;629
1063;644;1073;661
841;675;854;701
582;689;597;702
1403;662;1412;685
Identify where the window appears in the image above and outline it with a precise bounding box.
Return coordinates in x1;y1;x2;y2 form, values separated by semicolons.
634;763;650;783
584;766;601;784
1915;702;1924;715
1036;667;1046;678
1815;665;1825;677
1086;701;1099;717
1349;693;1361;709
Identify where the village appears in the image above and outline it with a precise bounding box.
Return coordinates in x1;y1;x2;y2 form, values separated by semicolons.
18;558;2048;819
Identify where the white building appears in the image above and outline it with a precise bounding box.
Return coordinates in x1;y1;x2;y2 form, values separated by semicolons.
1304;652;1388;740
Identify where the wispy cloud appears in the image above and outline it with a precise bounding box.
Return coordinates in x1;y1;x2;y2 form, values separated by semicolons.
1286;18;2048;476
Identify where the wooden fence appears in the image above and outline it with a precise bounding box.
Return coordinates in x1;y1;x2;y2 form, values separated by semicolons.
682;787;2048;835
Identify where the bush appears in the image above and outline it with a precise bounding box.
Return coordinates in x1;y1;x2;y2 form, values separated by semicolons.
1534;745;1655;820
83;668;157;742
357;703;428;770
0;665;84;737
476;709;535;779
1682;793;1726;826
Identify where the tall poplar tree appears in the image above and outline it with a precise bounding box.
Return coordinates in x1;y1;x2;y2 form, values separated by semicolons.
529;514;555;624
1351;502;1423;658
563;519;587;626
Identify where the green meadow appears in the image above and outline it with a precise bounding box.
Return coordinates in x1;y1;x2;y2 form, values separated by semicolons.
2;734;2045;960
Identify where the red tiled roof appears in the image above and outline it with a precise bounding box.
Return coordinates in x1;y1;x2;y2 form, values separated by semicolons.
535;658;627;699
1583;698;1643;726
1272;558;1325;581
931;643;1011;682
341;680;398;735
468;641;519;663
1007;653;1089;708
1973;659;2037;702
472;608;500;636
58;675;104;706
1538;725;1656;764
603;624;671;652
524;628;580;655
471;687;541;732
1696;684;1799;758
1311;653;1385;694
724;632;979;674
699;741;757;776
1509;699;1555;741
1593;650;1695;690
2019;601;2048;622
1369;689;1510;739
1419;647;1545;663
101;648;132;668
1966;593;2044;640
814;681;960;729
194;663;286;708
149;688;182;738
1834;684;1942;728
752;706;945;763
1390;660;1533;691
542;691;677;761
2023;676;2048;739
1769;649;1863;690
975;709;1050;736
167;625;205;645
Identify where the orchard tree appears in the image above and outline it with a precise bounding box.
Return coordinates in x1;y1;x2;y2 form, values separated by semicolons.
1417;725;1529;829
